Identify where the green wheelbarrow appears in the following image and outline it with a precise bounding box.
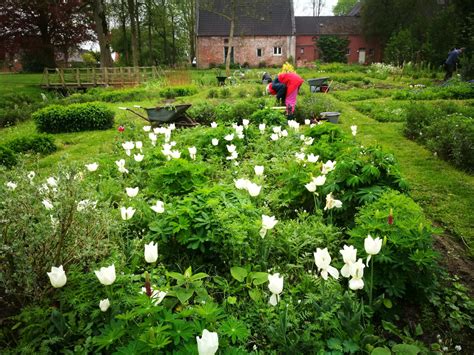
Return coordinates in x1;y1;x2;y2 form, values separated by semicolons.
119;104;198;127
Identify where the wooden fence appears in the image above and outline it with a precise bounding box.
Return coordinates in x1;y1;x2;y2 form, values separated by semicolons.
41;66;163;90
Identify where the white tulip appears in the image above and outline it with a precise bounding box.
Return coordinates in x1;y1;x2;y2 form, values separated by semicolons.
27;171;36;182
304;119;311;125
340;245;357;278
295;152;305;161
77;199;97;212
211;138;219;146
364;234;382;265
268;273;284;306
351;125;357;137
169;123;176;130
115;159;129;174
234;178;249;190
120;206;136;220
258;123;266;133
47;265;67;288
135;141;143;151
134;154;144;162
6;181;17;190
348;258;365;290
122;141;135;156
313;248;339;280
270;133;279;141
126;187;139;198
305;181;317;192
148;133;157;146
226;151;238;160
321;160;336;175
99;298;110;312
242;119;250;128
307;154;319;163
94;264;116;285
226;144;236;153
280;130;288;137
85;163;98;172
42;199;54;210
210;122;218;128
188;146;197;160
224;133;234;141
313;175;326;186
144;241;158;263
143;125;151;132
303;137;314;145
246;182;261;197
272;126;281;134
254;165;264;176
47;177;57;187
150;200;165;213
324;192;342;210
196;329;219;355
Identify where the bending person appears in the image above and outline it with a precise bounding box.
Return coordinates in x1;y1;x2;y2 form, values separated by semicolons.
267;72;304;116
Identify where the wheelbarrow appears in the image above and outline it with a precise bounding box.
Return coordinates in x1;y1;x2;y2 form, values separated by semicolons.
307;77;331;93
119;104;198;127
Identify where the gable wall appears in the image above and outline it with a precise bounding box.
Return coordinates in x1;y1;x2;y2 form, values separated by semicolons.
197;36;295;68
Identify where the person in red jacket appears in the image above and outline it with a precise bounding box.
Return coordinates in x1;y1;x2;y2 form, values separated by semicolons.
267;72;304;116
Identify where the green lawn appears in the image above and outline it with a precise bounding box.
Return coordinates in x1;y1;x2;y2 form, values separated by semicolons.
0;72;43;96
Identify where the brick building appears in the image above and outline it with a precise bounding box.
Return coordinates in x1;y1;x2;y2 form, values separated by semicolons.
196;0;296;68
196;0;382;68
295;16;382;65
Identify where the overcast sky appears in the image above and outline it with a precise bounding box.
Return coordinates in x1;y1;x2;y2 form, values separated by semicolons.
294;0;338;16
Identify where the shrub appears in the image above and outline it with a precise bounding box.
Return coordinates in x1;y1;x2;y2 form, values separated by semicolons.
6;134;57;155
249;108;286;126
0;145;17;168
33;102;114;133
187;101;217;124
348;190;439;301
317;36;350;63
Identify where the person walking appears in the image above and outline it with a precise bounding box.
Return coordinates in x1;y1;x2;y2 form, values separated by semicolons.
267;71;304;117
444;47;464;81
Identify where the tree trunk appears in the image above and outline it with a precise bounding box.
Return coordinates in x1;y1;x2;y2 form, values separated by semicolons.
170;6;176;65
225;18;234;76
120;0;129;65
37;11;56;68
127;0;139;67
147;0;153;65
135;0;142;62
91;0;113;68
161;0;168;65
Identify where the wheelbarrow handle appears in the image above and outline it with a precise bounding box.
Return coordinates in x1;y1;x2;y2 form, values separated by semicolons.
118;107;128;110
133;105;142;108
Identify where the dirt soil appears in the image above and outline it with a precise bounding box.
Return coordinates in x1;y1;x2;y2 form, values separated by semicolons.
433;232;474;297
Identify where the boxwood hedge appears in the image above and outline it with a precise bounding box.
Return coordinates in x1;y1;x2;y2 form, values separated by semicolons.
33;102;114;133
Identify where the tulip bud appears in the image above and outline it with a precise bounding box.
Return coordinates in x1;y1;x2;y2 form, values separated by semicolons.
118;125;125;132
144;242;158;263
99;298;110;312
144;272;152;297
388;208;393;225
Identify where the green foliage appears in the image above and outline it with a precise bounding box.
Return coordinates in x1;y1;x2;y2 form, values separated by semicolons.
0;166;119;306
349;190;439;300
352;100;410;122
6;134;57;155
333;0;358;16
384;29;419;66
404;102;474;171
249;108;286;126
33;102;114;133
0;145;18;168
393;81;474;100
317;36;350;63
332;88;393;102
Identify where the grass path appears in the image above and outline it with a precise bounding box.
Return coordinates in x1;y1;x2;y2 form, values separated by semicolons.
332;95;474;255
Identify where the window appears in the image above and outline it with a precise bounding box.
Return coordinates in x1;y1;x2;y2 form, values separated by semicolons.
300;48;304;54
346;48;351;56
256;48;263;57
273;47;282;56
224;38;229;44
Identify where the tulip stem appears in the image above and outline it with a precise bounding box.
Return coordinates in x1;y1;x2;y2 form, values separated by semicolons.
369;258;374;306
313;193;319;211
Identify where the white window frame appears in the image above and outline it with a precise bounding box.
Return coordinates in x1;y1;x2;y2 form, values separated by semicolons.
273;47;282;56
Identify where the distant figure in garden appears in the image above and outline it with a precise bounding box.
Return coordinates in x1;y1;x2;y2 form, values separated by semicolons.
267;72;304;117
192;57;197;67
444;47;464;81
262;72;272;84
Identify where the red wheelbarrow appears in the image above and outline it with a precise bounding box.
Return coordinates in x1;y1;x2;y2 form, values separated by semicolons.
119;104;198;127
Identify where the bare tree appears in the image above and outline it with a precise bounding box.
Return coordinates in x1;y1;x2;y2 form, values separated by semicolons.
312;0;326;16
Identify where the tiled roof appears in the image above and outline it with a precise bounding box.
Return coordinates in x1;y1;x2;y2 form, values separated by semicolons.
295;16;362;35
197;0;294;36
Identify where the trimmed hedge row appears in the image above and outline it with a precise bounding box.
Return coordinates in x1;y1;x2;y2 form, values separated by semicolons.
33;102;114;133
0;134;57;168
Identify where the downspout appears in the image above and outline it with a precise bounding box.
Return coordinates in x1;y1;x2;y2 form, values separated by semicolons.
289;0;296;64
195;0;200;68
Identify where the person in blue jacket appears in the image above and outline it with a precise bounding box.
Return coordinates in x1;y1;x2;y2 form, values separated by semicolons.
444;47;464;81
